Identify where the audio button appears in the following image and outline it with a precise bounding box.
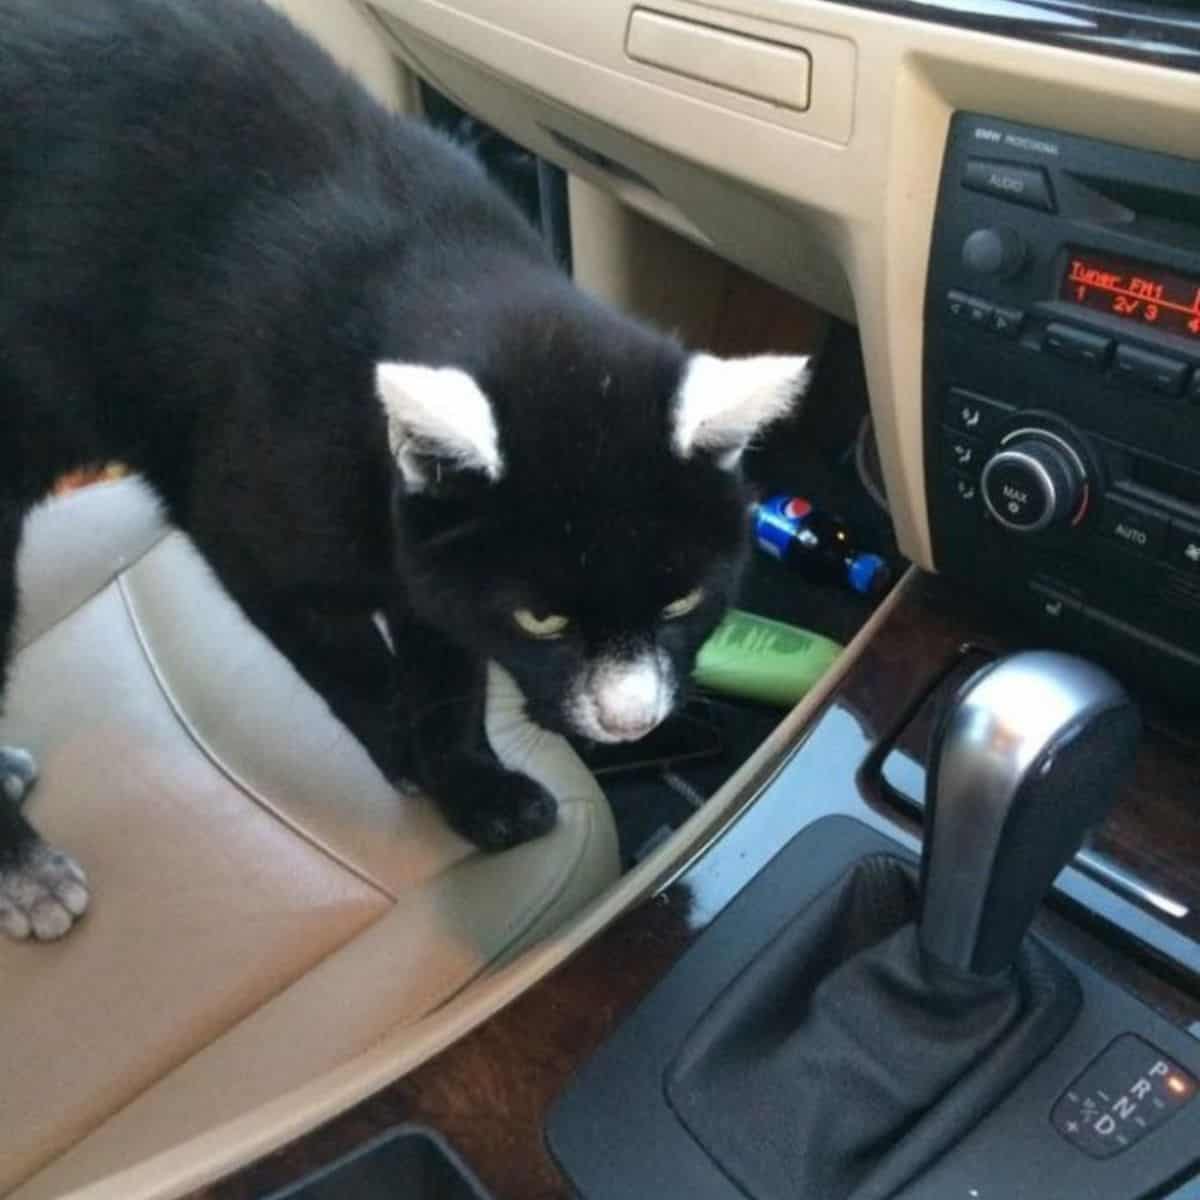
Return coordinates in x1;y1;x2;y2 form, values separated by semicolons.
963;159;1055;212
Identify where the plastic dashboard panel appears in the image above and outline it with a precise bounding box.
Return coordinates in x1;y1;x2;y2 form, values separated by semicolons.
362;0;1200;578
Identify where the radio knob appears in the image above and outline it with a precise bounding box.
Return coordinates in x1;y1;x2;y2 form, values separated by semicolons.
981;435;1087;533
962;226;1026;279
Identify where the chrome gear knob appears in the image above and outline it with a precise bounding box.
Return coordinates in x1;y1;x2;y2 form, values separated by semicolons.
918;650;1140;978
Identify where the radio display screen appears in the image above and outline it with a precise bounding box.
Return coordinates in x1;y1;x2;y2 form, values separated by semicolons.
1062;250;1200;340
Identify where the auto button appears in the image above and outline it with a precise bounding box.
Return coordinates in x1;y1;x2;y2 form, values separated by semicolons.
1099;496;1167;557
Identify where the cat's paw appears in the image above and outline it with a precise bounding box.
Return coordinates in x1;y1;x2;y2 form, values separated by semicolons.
0;841;90;941
444;764;559;852
0;746;38;807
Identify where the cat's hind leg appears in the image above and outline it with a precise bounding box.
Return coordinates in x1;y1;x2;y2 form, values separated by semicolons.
0;502;90;940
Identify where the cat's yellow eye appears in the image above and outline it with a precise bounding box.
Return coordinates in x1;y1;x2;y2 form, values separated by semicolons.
662;588;705;620
513;609;571;639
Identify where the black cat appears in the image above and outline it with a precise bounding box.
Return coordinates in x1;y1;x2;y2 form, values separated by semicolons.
0;0;810;940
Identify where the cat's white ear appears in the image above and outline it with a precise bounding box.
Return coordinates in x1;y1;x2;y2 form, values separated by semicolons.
375;362;504;490
671;353;813;469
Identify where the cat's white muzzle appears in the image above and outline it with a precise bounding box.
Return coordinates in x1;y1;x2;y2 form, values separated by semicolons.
568;650;676;744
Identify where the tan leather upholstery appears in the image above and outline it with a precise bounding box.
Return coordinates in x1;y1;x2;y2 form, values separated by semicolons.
0;480;618;1198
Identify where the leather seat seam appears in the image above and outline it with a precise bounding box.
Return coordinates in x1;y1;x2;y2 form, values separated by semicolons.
115;571;397;904
15;521;172;652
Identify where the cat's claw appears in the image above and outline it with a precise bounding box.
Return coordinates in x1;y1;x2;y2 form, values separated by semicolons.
0;746;39;807
0;842;90;941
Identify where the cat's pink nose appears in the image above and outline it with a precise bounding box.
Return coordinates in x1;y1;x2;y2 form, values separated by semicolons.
588;655;671;741
596;707;658;741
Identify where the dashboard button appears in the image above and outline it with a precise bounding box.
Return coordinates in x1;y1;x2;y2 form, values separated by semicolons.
943;427;983;472
962;227;1026;279
983;451;1055;531
1027;583;1083;633
950;473;979;505
1114;345;1188;397
965;296;993;328
1044;323;1112;369
1165;520;1200;573
944;389;1013;437
990;305;1025;339
1099;495;1167;556
963;159;1055;212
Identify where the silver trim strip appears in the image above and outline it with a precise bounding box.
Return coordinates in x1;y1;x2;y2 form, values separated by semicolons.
1076;847;1191;921
999;426;1089;482
895;767;1191;924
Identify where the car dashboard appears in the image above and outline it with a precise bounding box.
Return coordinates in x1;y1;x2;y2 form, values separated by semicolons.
9;2;1200;1197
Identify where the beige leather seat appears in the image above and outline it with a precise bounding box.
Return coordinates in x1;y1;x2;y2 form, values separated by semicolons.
0;479;618;1199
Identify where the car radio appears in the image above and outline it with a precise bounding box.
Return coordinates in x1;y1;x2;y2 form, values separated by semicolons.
924;113;1200;698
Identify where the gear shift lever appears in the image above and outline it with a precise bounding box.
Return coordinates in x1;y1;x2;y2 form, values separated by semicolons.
920;650;1140;979
591;651;1145;1200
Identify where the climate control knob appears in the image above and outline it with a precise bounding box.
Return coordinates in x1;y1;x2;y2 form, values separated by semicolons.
981;434;1088;533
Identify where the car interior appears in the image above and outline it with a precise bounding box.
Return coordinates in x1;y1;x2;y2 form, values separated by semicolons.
2;0;1199;1198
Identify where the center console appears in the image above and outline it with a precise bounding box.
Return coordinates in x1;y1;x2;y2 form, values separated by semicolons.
924;114;1200;698
545;644;1199;1199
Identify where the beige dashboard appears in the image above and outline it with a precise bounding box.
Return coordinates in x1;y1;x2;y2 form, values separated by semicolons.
357;0;1200;571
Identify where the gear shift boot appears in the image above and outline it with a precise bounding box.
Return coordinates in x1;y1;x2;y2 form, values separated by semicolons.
547;816;1200;1200
666;854;1080;1200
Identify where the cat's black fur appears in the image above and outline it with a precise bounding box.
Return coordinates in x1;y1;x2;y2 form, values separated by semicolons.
0;0;807;939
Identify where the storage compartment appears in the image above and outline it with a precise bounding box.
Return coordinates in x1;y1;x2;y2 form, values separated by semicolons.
625;9;812;113
264;1127;493;1199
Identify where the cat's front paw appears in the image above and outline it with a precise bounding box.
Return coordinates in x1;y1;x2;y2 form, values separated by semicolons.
440;761;559;852
0;841;90;941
